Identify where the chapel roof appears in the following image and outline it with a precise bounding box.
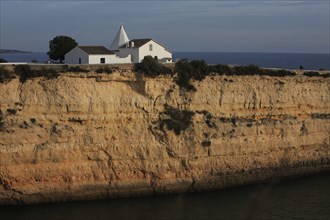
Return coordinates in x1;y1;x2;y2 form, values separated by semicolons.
110;25;130;51
119;39;153;48
78;46;114;55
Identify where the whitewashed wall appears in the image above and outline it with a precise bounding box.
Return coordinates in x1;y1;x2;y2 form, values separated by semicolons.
118;48;139;63
88;55;113;64
89;54;131;64
65;40;172;64
138;41;172;63
65;47;89;64
66;49;132;64
108;54;132;64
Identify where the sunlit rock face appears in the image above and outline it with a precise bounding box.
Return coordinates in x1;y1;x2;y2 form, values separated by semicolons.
0;68;329;204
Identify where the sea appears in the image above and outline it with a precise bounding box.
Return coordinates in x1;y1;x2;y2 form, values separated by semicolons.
0;52;329;70
1;173;329;220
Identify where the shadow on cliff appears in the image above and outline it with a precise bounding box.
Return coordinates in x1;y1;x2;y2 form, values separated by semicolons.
126;73;149;97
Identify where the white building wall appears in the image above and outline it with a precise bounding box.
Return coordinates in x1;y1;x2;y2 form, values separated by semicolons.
65;47;89;64
88;55;114;64
89;54;131;64
65;40;172;64
118;48;140;63
108;54;132;64
138;41;172;63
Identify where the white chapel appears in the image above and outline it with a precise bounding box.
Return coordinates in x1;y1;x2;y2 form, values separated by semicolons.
65;25;172;64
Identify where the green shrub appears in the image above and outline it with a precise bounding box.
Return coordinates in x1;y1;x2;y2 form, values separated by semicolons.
175;59;212;91
14;65;32;83
14;65;59;83
189;60;210;80
0;67;15;83
175;60;299;90
175;60;196;91
40;68;59;79
175;60;233;90
263;69;295;77
311;113;330;119
303;71;320;77
201;141;211;147
211;64;232;75
135;56;171;77
67;66;89;73
61;65;69;71
0;58;7;63
7;108;17;115
197;110;217;128
322;73;330;78
175;59;213;91
96;67;113;74
230;65;295;77
234;64;262;75
159;105;195;135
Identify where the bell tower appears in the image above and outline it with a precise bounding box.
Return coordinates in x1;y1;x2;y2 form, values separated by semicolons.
110;25;129;51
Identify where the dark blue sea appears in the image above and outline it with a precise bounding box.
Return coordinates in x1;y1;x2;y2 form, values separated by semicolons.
174;52;330;70
1;52;329;70
0;53;49;64
1;173;330;220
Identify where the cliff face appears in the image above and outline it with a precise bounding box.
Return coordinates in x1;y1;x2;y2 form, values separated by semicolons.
0;70;329;204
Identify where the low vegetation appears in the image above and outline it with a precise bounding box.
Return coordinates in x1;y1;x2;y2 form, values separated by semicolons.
135;56;172;77
64;66;89;73
303;71;321;77
0;65;92;84
14;65;59;83
1;58;329;86
159;105;195;135
303;71;330;78
197;110;217;128
311;113;330;119
0;67;15;83
174;60;299;91
96;67;113;74
201;140;211;147
231;65;296;77
175;60;209;91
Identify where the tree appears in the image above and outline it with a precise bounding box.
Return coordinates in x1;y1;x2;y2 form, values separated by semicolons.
47;36;78;63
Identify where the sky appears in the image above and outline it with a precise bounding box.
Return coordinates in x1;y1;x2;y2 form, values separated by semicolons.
0;0;329;53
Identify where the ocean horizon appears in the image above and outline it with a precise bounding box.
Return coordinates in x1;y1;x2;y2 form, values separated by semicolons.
1;52;329;70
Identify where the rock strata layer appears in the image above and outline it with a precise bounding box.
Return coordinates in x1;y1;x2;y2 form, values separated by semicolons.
0;70;329;205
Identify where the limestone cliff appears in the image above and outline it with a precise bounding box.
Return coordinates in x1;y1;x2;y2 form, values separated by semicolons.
0;68;329;204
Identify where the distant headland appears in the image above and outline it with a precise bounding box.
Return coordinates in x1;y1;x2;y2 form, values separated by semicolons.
0;49;32;54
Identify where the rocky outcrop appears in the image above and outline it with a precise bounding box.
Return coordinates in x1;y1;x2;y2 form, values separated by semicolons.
0;69;329;204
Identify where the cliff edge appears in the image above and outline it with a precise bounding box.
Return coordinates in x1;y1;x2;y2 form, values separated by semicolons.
0;68;329;204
